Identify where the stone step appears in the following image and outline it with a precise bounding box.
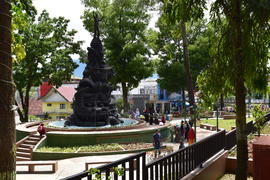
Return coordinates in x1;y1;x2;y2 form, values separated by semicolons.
30;134;43;139
16;152;31;158
20;143;34;149
28;136;41;141
17;147;32;153
24;140;38;145
16;156;31;161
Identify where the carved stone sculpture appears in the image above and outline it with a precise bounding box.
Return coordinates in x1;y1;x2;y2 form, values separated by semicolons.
65;14;121;127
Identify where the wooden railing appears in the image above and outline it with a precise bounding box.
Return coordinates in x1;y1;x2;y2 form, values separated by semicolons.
61;152;146;180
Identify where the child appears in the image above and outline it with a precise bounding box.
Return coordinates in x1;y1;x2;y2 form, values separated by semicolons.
153;129;161;158
37;123;46;136
179;137;185;149
161;114;166;124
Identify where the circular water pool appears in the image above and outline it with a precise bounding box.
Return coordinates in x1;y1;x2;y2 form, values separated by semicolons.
48;118;138;129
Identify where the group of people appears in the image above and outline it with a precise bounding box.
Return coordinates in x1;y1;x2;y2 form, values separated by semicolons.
143;109;166;126
174;121;195;149
130;108;166;126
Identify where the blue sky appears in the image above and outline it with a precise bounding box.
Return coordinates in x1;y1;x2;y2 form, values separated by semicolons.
73;60;158;79
73;60;86;78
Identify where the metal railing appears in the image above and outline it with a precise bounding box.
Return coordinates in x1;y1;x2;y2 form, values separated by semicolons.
62;152;146;180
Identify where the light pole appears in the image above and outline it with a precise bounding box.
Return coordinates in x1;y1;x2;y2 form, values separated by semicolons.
216;102;219;132
194;105;197;142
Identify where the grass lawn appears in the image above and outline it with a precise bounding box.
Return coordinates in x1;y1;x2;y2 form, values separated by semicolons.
200;117;254;131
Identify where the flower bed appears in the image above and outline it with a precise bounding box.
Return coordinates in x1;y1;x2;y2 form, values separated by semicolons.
36;143;155;153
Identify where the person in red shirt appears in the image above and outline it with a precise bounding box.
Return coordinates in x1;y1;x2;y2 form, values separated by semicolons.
37;123;46;136
161;114;166;124
188;124;195;145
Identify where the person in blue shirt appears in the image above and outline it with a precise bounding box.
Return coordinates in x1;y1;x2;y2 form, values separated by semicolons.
153;129;161;158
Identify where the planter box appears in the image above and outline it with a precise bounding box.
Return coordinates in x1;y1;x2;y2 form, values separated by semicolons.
253;136;270;180
226;156;253;176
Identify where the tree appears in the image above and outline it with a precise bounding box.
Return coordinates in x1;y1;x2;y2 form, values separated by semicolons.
0;0;15;179
197;1;270;179
162;0;206;122
154;15;211;93
13;11;83;122
81;0;154;113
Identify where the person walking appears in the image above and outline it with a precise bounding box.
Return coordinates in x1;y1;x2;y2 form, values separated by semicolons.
144;108;149;122
184;121;190;141
188;124;195;145
153;129;161;158
135;108;140;120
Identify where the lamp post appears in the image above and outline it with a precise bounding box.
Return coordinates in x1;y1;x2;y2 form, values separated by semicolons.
194;105;197;142
216;102;219;132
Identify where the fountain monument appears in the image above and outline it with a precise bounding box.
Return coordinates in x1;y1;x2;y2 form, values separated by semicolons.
65;14;121;127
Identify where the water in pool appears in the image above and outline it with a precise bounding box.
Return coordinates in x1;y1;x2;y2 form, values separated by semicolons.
48;119;138;129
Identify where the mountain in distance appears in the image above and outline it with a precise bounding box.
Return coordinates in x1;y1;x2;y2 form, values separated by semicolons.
73;60;86;78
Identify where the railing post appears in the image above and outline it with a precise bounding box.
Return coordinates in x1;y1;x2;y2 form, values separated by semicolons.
142;153;147;180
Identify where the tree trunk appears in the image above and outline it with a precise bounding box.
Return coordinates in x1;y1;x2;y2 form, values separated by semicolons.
182;88;186;117
121;82;129;113
220;93;224;111
0;0;16;179
23;86;31;122
232;0;248;179
180;21;195;121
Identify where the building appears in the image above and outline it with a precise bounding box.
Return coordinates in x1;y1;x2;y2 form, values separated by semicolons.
40;85;76;120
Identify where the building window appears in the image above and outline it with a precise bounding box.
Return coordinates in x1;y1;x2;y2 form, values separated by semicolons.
57;116;66;120
60;104;66;109
47;103;52;107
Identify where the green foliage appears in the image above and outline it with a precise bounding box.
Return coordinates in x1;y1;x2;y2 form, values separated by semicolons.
163;0;207;23
37;146;78;153
81;0;155;112
252;104;269;136
13;10;83;122
116;98;124;113
37;144;123;153
28;115;42;122
154;15;211;92
88;168;101;180
88;167;125;180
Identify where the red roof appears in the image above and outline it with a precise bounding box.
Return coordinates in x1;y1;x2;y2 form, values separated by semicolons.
56;86;76;102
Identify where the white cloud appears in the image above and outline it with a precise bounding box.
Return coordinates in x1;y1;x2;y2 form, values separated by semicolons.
33;0;91;51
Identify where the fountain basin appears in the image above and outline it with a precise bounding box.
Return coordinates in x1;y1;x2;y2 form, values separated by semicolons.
48;118;138;129
16;120;171;147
